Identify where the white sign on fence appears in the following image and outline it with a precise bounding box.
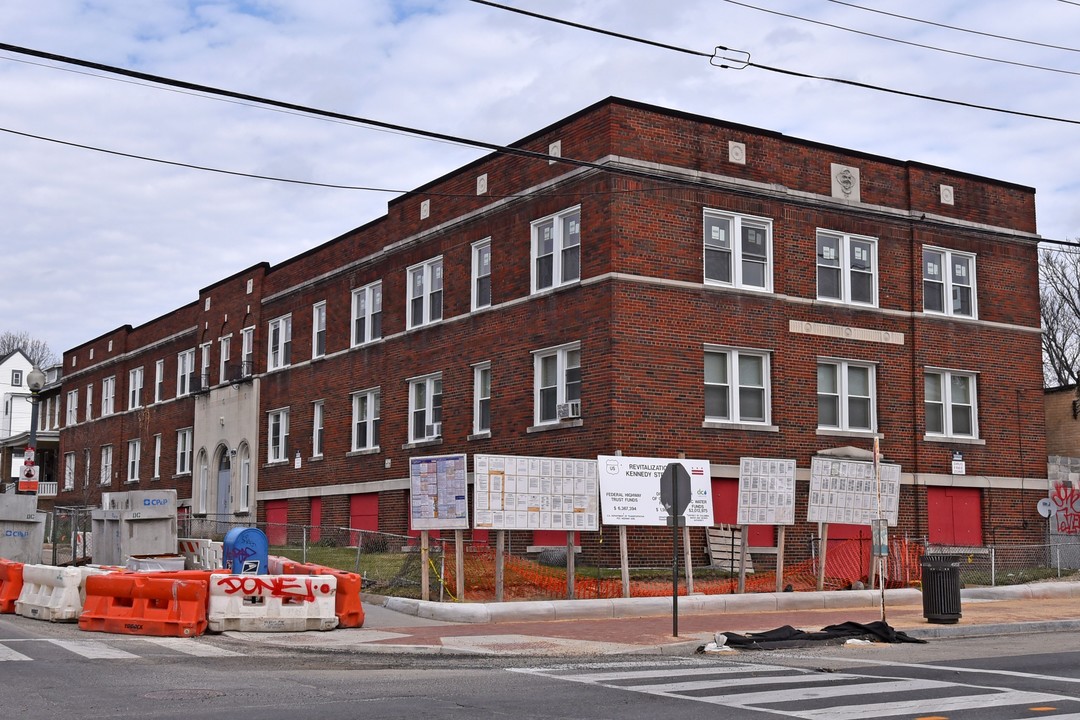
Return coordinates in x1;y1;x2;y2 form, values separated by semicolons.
409;454;470;530
806;456;900;526
472;454;598;531
597;455;713;526
737;457;797;525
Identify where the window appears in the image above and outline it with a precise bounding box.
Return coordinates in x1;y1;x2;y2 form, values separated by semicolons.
177;349;195;396
66;389;78;425
63;452;75;491
11;369;22;386
268;315;292;370
155;359;165;402
351;281;383;346
925;370;978;438
100;445;113;486
127;439;141;482
817;361;876;432
312;400;324;457
474;363;491;434
83;448;91;488
312;302;327;358
267;408;290;462
85;384;93;421
816;231;877;306
704;348;769;424
128;367;143;410
238;443;251;511
409;375;442;441
153;434;162;479
241;326;254;376
472;238;492;309
176;428;193;475
199;342;211;389
923;248;976;318
703;210;772;291
352;389;381;450
101;376;115;416
219;335;231;381
534;343;581;424
407;258;443;328
532;207;580;292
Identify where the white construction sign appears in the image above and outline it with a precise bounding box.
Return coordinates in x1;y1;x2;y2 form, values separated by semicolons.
409;454;469;530
807;456;900;526
737;457;797;525
597;455;713;526
472;454;598;531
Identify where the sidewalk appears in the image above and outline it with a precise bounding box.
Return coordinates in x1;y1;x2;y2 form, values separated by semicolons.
225;581;1080;657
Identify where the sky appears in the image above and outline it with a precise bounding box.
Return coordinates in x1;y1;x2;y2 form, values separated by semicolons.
1;0;1078;360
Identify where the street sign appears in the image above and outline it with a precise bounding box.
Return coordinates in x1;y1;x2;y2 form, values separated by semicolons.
17;463;39;493
659;462;692;517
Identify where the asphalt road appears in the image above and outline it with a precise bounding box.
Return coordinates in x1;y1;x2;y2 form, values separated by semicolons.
3;615;1080;720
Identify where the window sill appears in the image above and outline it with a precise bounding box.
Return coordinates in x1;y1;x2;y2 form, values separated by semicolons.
347;447;381;457
702;421;779;433
350;338;385;350
530;279;581;297
401;438;442;450
125;479;138;484
468;431;492;441
171;473;191;479
703;280;772;295
923;434;985;445
527;419;583;433
308;455;324;462
922;310;978;322
816;429;883;439
263;460;290;468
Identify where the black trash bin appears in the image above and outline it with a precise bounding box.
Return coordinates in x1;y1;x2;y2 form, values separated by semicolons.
920;554;962;623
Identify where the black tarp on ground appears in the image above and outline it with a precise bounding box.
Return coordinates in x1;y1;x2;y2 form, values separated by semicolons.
710;621;927;650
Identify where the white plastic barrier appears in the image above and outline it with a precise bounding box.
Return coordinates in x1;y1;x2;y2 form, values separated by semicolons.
177;538;224;570
15;565;111;622
207;574;338;633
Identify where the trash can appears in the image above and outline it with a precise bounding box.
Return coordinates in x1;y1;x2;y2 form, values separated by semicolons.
920;554;962;624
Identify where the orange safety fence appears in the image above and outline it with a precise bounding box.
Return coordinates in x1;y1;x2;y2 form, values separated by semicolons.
79;573;208;637
0;560;24;613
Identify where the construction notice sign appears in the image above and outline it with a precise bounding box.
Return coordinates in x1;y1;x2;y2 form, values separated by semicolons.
409;454;469;530
806;456;900;526
597;455;713;526
472;454;598;531
736;457;797;526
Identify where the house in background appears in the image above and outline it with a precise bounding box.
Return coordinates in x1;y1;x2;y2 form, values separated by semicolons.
0;352;61;498
54;97;1047;566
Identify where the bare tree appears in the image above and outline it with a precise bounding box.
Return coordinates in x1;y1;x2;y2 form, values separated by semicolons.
1040;248;1080;387
0;330;58;368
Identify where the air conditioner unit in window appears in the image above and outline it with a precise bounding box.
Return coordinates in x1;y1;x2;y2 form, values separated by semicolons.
556;401;581;420
425;422;442;438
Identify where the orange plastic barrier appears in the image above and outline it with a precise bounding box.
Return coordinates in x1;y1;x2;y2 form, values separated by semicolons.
78;573;208;637
0;560;24;613
279;561;365;628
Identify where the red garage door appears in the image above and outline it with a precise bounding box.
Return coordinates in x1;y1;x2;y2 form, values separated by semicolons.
711;479;775;546
265;499;288;546
928;487;983;545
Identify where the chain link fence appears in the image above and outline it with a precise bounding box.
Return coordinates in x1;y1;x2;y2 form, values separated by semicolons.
927;542;1080;587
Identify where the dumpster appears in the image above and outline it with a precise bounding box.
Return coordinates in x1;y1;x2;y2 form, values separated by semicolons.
920;554;962;624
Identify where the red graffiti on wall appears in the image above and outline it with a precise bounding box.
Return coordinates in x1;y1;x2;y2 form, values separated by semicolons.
1051;483;1080;535
215;575;332;601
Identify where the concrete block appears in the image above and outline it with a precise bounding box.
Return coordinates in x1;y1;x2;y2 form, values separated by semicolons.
487;600;556;623
724;594;779;613
552;598;616;620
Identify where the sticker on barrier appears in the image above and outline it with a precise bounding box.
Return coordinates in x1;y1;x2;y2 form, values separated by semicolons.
207;573;338;633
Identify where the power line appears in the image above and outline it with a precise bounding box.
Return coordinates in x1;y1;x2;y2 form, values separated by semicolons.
825;0;1080;53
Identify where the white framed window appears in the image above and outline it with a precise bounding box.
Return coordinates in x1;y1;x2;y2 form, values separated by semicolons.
267;408;290;462
85;384;93;421
532;206;581;293
241;326;255;376
472;238;492;310
199;342;211;389
153;434;162;479
533;342;581;425
407;258;444;328
11;369;22;386
474;362;491;434
409;375;442;441
267;315;292;370
63;452;75;491
312;301;326;359
817;360;876;432
101;376;116;416
312;400;324;457
128;367;143;410
704;347;770;424
100;445;113;486
127;439;141;482
352;388;381;450
816;231;877;306
155;359;165;402
176;428;193;475
65;389;78;425
177;349;195;397
923;247;976;318
351;281;382;346
238;443;252;512
925;369;978;438
219;335;232;382
703;210;772;291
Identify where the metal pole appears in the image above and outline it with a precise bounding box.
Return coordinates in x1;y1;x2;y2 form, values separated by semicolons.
17;372;43;496
671;478;679;637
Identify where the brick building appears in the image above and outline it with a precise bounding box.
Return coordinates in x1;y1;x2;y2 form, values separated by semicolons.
54;97;1047;566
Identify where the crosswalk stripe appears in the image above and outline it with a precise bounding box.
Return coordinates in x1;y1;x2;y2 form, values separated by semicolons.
791;690;1071;720
553;663;795;684
708;678;957;706
47;639;139;659
623;674;939;697
140;637;243;657
0;644;32;661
